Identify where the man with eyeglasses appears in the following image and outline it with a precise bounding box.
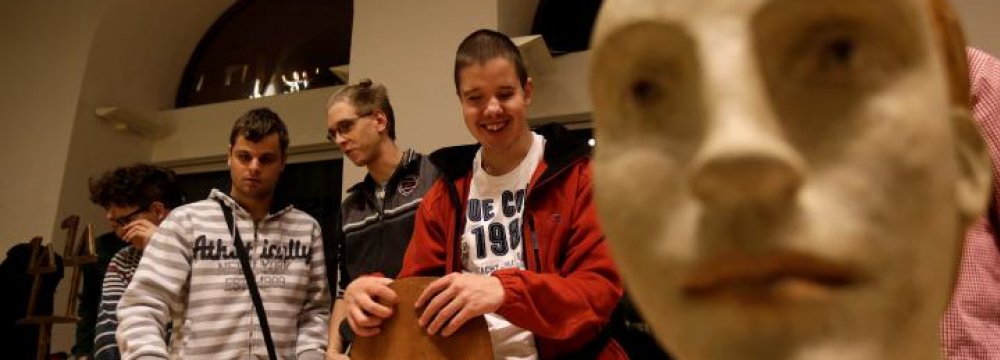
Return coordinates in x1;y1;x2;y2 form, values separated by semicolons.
323;79;439;359
74;164;183;360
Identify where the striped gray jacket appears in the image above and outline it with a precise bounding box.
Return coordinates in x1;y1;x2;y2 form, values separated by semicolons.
117;189;330;360
95;245;143;360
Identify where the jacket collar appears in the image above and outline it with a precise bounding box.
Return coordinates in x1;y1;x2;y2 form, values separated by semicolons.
429;122;590;184
346;149;421;195
209;188;294;220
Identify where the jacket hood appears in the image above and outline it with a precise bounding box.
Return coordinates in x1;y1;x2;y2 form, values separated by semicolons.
429;122;590;183
209;188;295;218
346;149;423;195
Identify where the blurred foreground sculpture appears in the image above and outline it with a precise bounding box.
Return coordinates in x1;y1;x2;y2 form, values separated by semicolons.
589;0;990;359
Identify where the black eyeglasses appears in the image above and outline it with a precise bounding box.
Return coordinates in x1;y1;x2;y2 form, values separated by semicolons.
111;203;150;227
326;112;374;142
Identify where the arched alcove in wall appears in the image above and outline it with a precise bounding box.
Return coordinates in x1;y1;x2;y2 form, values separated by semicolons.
177;0;353;107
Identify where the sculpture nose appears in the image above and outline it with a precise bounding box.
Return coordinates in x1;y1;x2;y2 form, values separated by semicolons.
691;148;803;207
690;36;805;208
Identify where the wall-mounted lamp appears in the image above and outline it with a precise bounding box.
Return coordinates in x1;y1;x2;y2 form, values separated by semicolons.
95;106;173;139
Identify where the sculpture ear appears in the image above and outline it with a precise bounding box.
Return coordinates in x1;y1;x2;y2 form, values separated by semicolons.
951;106;992;228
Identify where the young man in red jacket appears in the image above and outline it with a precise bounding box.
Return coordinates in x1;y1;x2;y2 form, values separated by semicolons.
342;29;626;359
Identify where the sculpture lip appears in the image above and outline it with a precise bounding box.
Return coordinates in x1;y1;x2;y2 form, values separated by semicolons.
680;252;860;303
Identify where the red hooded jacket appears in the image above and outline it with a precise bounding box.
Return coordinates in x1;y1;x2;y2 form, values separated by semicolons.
399;124;627;359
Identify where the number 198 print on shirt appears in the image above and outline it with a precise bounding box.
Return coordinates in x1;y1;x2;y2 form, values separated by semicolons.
462;189;527;274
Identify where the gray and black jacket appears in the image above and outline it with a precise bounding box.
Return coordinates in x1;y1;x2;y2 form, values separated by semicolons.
335;149;439;297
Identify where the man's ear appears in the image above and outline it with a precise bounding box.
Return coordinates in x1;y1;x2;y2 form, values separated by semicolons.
150;201;168;221
226;145;233;167
374;111;388;133
952;106;993;228
523;77;534;106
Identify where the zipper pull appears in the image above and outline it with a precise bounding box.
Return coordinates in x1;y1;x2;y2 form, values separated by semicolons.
376;185;386;218
527;216;540;272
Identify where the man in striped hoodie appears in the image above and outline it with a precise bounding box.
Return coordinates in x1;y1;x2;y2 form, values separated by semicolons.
88;164;184;360
117;108;331;359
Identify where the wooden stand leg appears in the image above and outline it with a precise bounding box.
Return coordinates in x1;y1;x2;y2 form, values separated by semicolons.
35;323;51;360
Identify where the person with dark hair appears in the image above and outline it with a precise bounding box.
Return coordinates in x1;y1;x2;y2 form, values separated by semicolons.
73;163;183;360
343;29;626;359
117;108;330;359
2;243;64;360
323;79;439;358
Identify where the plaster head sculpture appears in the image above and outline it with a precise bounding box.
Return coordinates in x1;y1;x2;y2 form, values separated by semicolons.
589;0;991;359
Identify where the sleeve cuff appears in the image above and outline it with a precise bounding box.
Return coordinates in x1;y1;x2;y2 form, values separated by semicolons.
298;349;326;360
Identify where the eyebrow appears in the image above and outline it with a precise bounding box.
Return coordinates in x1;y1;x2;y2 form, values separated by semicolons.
460;84;518;96
460;88;481;97
233;148;279;157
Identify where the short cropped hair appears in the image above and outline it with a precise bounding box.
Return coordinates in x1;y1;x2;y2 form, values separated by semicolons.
453;29;529;93
326;79;397;140
229;107;290;154
89;164;184;209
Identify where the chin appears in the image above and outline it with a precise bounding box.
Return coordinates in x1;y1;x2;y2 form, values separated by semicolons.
658;287;902;360
348;157;366;167
476;129;516;147
345;151;369;167
238;186;269;200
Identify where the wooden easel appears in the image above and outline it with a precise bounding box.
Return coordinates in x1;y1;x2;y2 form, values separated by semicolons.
17;215;97;360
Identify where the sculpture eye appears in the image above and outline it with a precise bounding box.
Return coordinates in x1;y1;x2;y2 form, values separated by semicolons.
793;28;872;86
826;37;856;67
817;35;860;78
631;79;664;106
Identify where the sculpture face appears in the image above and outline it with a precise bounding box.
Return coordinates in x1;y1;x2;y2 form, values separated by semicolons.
590;0;988;358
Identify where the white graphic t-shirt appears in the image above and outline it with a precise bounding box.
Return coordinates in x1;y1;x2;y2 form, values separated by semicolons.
461;132;545;360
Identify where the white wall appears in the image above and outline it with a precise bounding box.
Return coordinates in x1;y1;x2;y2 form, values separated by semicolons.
0;0;229;352
58;0;231;251
953;0;1000;56
53;1;231;352
0;0;106;263
0;0;110;353
499;0;540;37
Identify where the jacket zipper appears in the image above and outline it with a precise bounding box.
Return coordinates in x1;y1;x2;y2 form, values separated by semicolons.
376;186;386;219
526;215;541;272
520;155;586;273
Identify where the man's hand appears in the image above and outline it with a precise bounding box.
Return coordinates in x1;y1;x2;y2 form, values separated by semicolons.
415;273;504;337
122;219;158;250
326;352;350;360
327;298;349;358
343;276;397;337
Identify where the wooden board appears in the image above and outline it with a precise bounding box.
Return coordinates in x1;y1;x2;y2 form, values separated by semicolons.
350;277;494;360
